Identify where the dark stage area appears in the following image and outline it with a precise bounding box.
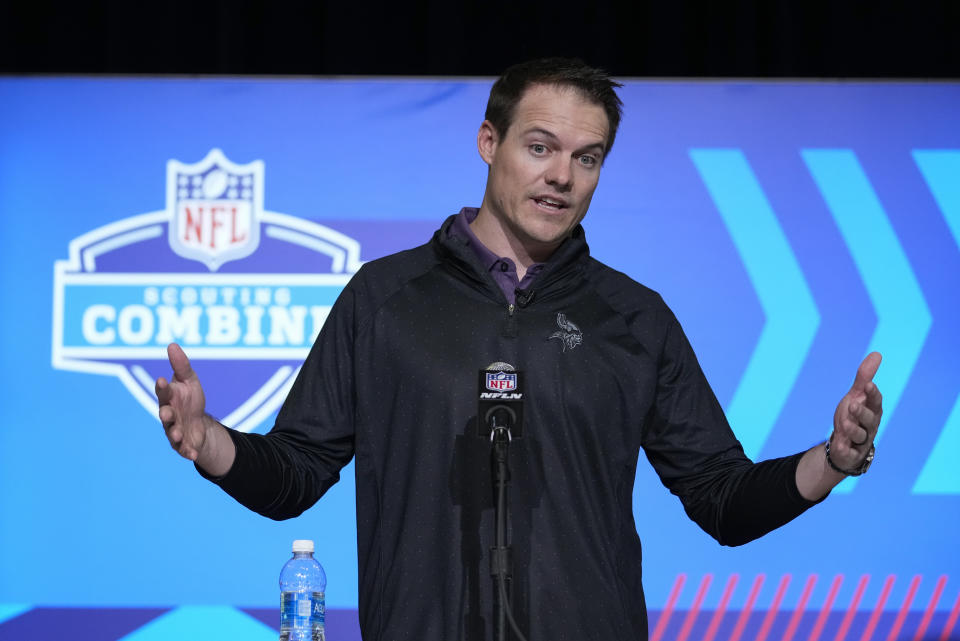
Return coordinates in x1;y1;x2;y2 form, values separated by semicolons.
1;0;957;77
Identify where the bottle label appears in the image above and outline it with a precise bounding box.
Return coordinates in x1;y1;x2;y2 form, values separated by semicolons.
281;591;326;633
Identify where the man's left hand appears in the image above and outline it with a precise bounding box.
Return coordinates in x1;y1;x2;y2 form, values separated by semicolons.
830;352;883;469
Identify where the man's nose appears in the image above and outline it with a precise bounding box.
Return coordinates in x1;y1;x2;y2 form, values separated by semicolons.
545;157;573;191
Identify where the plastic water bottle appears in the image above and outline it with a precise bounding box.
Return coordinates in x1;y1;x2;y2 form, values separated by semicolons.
279;539;326;641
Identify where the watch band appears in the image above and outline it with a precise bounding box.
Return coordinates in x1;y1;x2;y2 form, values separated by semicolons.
825;439;875;476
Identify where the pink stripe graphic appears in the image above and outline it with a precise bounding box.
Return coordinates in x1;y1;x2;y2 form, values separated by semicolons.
808;574;844;641
834;574;870;641
757;574;792;641
784;574;818;641
940;590;960;641
650;573;685;641
885;575;921;641
703;574;739;641
912;575;947;641
677;574;712;641
730;574;765;641
859;574;895;641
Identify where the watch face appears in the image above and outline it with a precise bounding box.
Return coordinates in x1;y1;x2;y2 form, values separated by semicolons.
858;446;875;475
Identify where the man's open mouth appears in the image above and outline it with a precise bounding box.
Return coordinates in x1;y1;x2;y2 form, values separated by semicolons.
534;197;566;210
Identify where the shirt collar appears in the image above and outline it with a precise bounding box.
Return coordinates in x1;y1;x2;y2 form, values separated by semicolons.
448;207;546;277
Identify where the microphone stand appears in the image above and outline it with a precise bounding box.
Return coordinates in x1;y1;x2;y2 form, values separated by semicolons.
489;416;528;641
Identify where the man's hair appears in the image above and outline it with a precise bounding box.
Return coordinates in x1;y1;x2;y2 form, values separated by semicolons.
484;57;624;157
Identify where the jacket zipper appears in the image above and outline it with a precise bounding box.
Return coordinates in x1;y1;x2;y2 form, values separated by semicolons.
503;303;518;337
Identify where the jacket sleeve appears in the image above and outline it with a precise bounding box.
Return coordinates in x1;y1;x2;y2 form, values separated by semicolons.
641;317;823;546
197;281;359;521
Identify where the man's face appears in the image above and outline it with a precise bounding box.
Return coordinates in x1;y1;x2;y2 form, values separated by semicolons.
478;84;610;260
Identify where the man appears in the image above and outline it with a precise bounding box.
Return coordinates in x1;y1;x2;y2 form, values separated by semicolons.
157;58;882;641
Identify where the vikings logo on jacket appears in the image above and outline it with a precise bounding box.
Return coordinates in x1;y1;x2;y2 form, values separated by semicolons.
549;312;583;352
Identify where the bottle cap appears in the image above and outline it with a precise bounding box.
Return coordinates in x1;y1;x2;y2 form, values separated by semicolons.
292;539;314;553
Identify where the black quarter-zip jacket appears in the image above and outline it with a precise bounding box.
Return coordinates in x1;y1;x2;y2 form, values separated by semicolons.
207;213;820;641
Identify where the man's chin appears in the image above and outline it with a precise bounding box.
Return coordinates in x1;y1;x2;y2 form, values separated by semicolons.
516;228;573;257
529;219;579;243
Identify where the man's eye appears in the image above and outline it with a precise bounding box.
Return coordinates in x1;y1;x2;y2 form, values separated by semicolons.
579;155;598;167
531;144;547;154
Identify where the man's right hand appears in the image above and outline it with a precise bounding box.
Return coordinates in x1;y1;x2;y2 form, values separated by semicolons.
156;343;235;475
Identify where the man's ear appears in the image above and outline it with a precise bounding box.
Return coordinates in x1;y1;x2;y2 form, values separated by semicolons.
477;120;499;165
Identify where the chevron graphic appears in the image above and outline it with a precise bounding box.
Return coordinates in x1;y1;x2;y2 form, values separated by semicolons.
802;149;932;493
914;150;960;248
912;150;960;494
914;395;960;493
116;606;277;641
690;149;820;460
0;604;30;625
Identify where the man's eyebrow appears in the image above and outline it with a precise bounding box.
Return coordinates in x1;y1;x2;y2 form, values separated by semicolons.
576;141;606;155
522;127;560;142
521;127;606;155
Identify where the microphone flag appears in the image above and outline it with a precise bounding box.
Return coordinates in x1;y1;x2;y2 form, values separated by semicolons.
477;362;524;437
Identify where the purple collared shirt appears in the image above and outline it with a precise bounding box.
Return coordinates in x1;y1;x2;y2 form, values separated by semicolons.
448;207;545;305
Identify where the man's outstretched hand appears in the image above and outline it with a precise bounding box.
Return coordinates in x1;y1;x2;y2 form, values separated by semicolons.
155;343;235;475
796;352;883;500
156;343;207;461
829;351;883;470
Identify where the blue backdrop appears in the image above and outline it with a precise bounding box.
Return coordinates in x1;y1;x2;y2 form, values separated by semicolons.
1;77;958;640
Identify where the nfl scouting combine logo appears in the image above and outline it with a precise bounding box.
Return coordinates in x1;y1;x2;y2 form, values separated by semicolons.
51;149;363;432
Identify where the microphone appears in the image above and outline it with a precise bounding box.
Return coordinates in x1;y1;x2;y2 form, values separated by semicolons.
477;361;524;438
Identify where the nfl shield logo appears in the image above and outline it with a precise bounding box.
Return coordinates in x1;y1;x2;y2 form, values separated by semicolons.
167;148;262;271
52;148;364;434
486;371;517;391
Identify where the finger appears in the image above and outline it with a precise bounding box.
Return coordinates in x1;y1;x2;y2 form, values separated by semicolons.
837;405;869;443
838;414;864;442
851;425;870;446
167;343;196;382
175;438;198;461
839;421;870;447
158;404;175;426
863;381;883;414
155;376;170;404
830;433;866;464
850;402;880;434
852;352;882;392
